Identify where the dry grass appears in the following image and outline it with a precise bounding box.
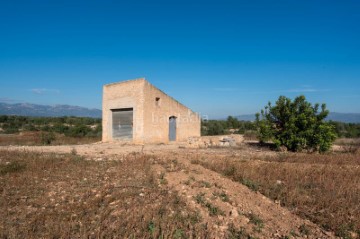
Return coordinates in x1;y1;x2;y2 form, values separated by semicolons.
0;150;207;238
335;138;360;154
0;132;100;146
335;138;360;146
52;135;101;145
192;151;360;238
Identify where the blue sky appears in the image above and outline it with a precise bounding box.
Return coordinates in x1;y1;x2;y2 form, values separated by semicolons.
0;0;359;118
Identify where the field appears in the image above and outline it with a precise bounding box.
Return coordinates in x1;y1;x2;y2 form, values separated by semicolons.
0;115;101;146
0;139;359;238
190;147;360;238
0;131;100;146
0;150;208;238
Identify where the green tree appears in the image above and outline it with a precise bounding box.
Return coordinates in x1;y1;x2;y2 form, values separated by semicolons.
255;95;337;153
226;116;239;129
201;120;226;136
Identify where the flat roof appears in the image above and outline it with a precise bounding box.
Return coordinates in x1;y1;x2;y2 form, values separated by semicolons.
103;78;146;87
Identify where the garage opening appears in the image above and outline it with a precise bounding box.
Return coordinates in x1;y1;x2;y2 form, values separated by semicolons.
111;108;133;140
169;116;177;141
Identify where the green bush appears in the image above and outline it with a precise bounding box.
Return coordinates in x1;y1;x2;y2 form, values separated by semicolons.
65;125;91;137
3;127;19;134
41;132;56;145
201;120;226;135
256;95;337;153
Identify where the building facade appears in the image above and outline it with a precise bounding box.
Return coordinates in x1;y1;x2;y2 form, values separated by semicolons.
102;78;201;143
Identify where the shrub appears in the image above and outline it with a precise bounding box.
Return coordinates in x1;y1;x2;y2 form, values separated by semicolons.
201;120;226;136
256;95;337;153
40;132;56;145
3;127;19;134
65;125;91;137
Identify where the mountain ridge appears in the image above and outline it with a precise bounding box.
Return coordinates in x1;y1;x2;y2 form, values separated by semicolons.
1;102;359;123
0;102;102;118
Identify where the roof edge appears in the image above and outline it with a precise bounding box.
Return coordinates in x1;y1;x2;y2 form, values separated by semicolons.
144;81;199;116
104;77;147;87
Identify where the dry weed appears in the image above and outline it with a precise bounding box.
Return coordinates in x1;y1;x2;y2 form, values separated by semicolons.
0;132;100;146
195;151;360;237
0;150;208;238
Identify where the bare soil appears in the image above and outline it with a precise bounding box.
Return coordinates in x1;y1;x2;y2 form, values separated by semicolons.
0;141;344;238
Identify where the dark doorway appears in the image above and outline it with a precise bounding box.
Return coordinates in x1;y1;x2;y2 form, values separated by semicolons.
169;116;177;141
112;108;133;140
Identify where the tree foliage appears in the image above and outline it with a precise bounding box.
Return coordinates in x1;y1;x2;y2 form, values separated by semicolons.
329;121;360;138
201;118;256;136
255;95;337;152
0;115;101;138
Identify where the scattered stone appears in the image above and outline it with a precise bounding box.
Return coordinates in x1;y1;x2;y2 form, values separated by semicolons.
229;208;239;218
187;135;243;148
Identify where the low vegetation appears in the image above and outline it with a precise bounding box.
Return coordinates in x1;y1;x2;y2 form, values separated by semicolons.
200;114;360;140
201;116;256;136
192;150;360;237
0;115;101;145
330;121;360;138
1;114;359;146
193;193;224;217
0;131;100;146
0;150;209;238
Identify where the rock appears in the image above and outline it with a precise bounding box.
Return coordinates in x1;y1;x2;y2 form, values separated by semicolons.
229;208;239;218
350;232;358;239
219;225;228;231
220;137;237;147
187;135;243;148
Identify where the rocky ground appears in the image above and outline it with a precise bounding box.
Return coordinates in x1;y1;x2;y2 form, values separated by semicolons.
0;137;340;238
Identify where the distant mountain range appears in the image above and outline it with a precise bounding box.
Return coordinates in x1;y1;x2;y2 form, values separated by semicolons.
0;102;359;123
236;113;360;123
235;114;257;122
325;112;360;123
0;102;102;118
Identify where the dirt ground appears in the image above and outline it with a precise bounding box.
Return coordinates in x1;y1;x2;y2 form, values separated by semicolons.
0;141;337;238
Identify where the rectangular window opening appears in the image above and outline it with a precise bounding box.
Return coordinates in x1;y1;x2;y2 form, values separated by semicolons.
155;97;161;106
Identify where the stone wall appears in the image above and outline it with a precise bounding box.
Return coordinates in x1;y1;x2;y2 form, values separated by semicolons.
102;79;145;143
102;78;201;143
187;135;244;148
142;80;201;143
